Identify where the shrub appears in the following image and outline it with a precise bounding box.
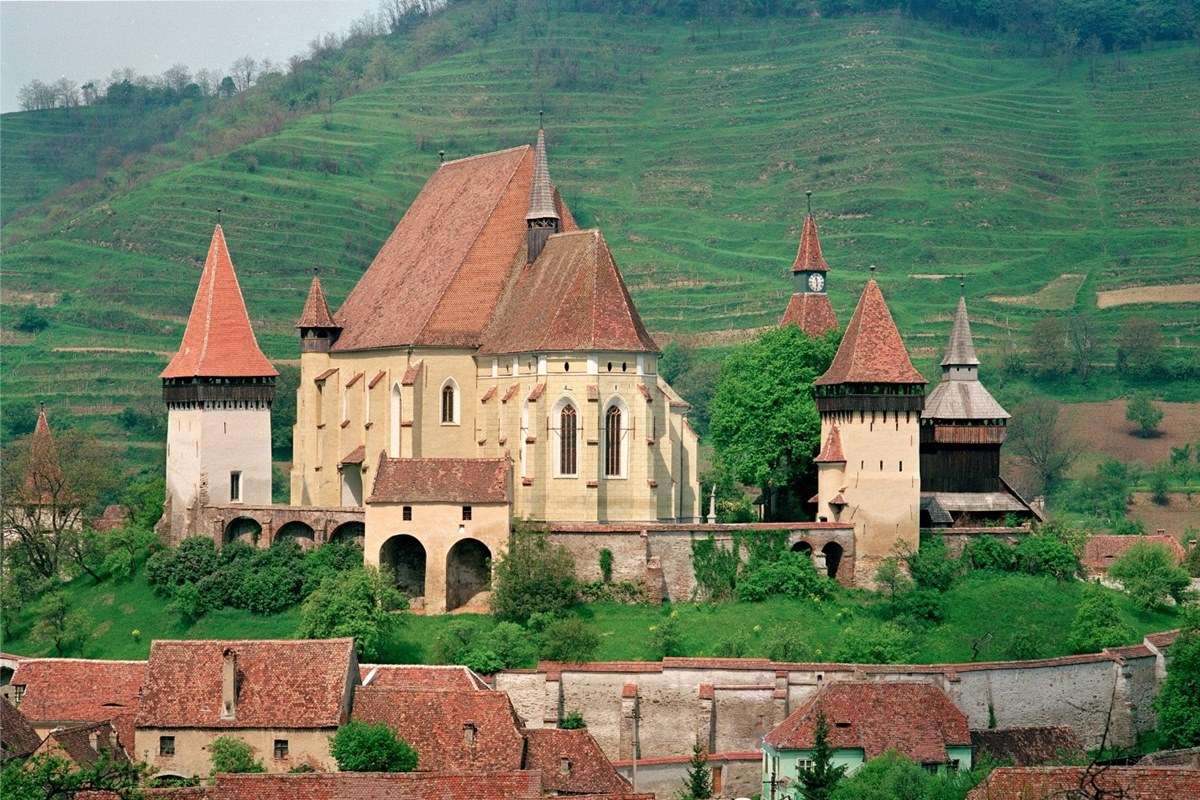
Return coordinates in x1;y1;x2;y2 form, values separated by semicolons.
209;736;264;774
1184;536;1200;578
170;581;210;623
650;611;683;658
905;536;958;592
15;306;50;333
1126;392;1164;437
890;587;945;623
490;522;578;623
431;619;537;671
330;721;417;772
599;548;613;583
831;620;915;664
479;621;538;668
538;616;600;663
828;750;980;800
736;551;833;602
298;567;407;661
1006;630;1044;660
1068;586;1134;653
766;626;814;662
714;631;751;657
1063;460;1136;527
1154;611;1200;748
146;536;219;595
874;556;911;599
1147;463;1172;506
1015;533;1079;581
432;618;488;664
462;648;505;675
963;536;1016;573
690;535;740;601
1108;542;1191;611
559;711;586;730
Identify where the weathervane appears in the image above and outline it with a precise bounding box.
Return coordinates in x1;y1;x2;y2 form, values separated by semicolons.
806;189;813;215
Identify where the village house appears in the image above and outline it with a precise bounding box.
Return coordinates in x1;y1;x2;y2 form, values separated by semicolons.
0;697;41;762
966;765;1200;799
30;719;129;770
7;656;145;747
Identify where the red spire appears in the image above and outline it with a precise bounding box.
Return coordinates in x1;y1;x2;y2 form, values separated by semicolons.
792;215;828;273
296;274;338;330
34;404;51;436
814;424;846;463
25;405;65;499
780;293;838;337
161;225;277;379
814;279;925;386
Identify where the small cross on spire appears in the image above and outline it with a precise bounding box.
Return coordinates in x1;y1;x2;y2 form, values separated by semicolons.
539;109;544;130
959;273;966;290
216;208;223;225
869;264;877;276
806;190;813;215
438;149;445;164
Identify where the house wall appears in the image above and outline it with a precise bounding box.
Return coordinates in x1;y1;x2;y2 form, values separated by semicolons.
134;727;336;778
762;744;865;799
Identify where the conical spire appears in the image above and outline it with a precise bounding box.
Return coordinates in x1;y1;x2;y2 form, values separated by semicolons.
941;297;980;367
792;214;828;273
25;404;65;497
161;225;278;379
814;279;925;386
34;404;51;436
814;424;846;463
296;272;338;330
525;125;559;223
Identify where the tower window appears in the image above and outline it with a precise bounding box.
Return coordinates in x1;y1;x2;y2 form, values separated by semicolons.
230;471;242;502
880;460;884;471
559;404;578;476
403;506;412;521
605;405;623;477
462;505;472;521
899;461;903;472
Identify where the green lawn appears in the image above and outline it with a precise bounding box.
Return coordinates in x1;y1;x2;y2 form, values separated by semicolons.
3;567;1177;666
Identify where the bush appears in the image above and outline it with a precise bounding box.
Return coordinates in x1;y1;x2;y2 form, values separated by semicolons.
905;536;958;592
736;551;833;602
1126;392;1164;437
431;619;537;672
170;581;210;623
1006;630;1044;661
766;625;814;662
829;750;982;800
298;567;407;661
559;711;586;730
1068;586;1134;653
209;736;264;774
890;587;945;623
1154;611;1200;748
650;611;683;658
714;631;751;657
1015;533;1079;581
1108;542;1191;611
490;522;578;623
1147;463;1172;506
599;548;613;583
146;536;219;595
831;620;915;664
15;306;50;333
330;721;417;772
962;537;1016;573
1184;536;1200;578
538;616;600;663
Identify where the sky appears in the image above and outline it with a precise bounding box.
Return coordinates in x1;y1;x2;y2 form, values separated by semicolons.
0;0;379;112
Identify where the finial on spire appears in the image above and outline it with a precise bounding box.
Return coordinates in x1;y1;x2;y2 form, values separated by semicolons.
539;109;544;130
216;208;223;225
869;264;877;276
438;149;445;164
806;190;813;216
313;266;320;277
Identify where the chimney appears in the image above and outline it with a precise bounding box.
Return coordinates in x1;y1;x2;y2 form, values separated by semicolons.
221;648;237;720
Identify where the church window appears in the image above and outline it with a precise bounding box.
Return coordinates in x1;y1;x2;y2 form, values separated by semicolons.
621;362;627;372
559;404;578;476
441;379;459;425
230;471;242;502
605;405;623;477
607;362;613;372
563;361;570;372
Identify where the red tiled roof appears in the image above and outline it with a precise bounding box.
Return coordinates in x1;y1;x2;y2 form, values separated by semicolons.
480;229;658;355
764;682;969;763
814;279;924;386
92;504;130;532
33;720;128;768
23;405;67;500
792;215;828;273
966;766;1200;800
359;664;488;691
352;687;525;772
11;658;144;726
161;225;277;379
401;361;423;386
1;696;41;760
524;728;631;795
970;726;1083;766
780;292;838;337
135;639;354;729
1082;535;1186;574
814;424;846;463
296;274;338;329
341;445;366;465
208;771;543;800
369;457;509;504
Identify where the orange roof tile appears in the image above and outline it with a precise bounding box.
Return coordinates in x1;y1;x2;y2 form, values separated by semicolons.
11;658;144;726
295;274;338;329
161;226;277;379
780;292;838;337
359;664;488;691
814;279;925;385
524;728;631;795
814;424;846;463
1;697;41;760
792;215;829;273
1082;534;1186;574
966;766;1200;800
369;457;510;504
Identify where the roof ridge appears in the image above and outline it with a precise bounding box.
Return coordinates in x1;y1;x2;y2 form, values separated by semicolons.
439;144;530;167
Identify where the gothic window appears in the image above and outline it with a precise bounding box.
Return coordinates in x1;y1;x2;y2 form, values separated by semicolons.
441;379;459;424
605;405;622;477
559;404;578;476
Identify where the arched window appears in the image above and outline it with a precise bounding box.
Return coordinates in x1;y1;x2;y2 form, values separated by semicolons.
441;379;458;424
390;383;401;457
559;404;578;476
605;405;623;477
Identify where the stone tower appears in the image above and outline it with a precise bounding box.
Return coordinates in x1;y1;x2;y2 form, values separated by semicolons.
160;225;277;544
290;271;340;506
812;279;925;584
779;196;838;337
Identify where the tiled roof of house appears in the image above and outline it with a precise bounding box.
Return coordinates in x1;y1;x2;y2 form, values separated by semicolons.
763;681;969;763
33;720;128;768
814;424;846;463
970;726;1084;766
780;292;838;337
369;457;510;504
966;766;1200;800
792;215;829;272
523;728;631;795
296;274;338;329
359;664;489;691
480;229;658;355
1082;535;1186;575
135;639;354;729
161;225;277;379
190;771;543;800
352;687;525;772
11;658;144;726
814;279;925;386
1;696;41;761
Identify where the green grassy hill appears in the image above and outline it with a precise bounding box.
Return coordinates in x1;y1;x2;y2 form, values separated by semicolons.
3;9;1198;460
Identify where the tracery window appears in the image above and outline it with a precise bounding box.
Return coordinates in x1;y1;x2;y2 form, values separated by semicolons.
441;380;458;424
605;405;622;477
559;404;578;476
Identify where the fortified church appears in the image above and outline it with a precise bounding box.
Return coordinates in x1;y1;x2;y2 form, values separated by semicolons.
157;127;1037;608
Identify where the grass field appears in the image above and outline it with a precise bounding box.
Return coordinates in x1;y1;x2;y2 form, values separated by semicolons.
1;565;1177;666
2;9;1199;468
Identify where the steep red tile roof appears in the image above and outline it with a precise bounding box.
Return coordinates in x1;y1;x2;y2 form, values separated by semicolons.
524;728;631;795
352;687;525;772
23;405;67;501
970;726;1083;766
1082;534;1186;574
135;639;354;729
161;225;277;379
296;274;338;329
341;445;366;465
480;229;658;355
201;771;544;800
780;292;838;337
360;664;488;691
401;361;423;386
814;424;846;463
10;658;144;726
33;720;128;768
764;682;969;763
1;696;41;760
814;279;924;385
966;766;1200;800
369;457;510;504
792;215;828;272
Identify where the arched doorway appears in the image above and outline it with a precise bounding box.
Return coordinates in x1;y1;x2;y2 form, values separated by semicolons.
381;534;426;599
446;538;491;612
274;521;316;550
791;540;813;557
224;517;262;546
330;521;365;550
822;542;843;579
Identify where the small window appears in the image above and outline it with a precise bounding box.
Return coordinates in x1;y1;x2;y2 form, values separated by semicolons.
879;460;884;471
463;724;477;748
441;381;458;424
621;361;627;372
230;471;242;502
403;506;412;522
607;362;613;372
274;739;289;759
560;758;572;775
899;460;903;472
12;685;25;705
563;361;570;372
159;736;175;756
462;505;472;521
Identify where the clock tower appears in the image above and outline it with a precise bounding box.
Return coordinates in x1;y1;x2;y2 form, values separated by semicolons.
780;191;838;337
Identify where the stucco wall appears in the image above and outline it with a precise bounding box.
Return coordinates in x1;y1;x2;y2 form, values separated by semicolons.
134;727;336;778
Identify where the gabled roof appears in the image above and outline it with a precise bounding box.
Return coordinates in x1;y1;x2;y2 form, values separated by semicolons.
1;697;41;761
1081;534;1186;575
296;274;338;330
33;720;128;768
965;766;1200;800
523;728;631;795
135;639;355;729
359;664;489;691
780;292;838;337
764;682;970;763
369;457;510;504
814;424;846;463
814;279;925;386
526;127;559;222
923;380;1009;420
792;215;829;273
352;687;525;772
941;297;980;366
480;229;658;355
161;225;277;379
970;726;1083;766
10;658;145;726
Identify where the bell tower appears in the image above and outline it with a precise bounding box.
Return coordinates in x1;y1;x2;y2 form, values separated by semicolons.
525;114;560;263
780;191;838;337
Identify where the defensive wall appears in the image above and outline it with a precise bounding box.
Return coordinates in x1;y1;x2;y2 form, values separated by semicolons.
496;630;1179;798
187;504;365;549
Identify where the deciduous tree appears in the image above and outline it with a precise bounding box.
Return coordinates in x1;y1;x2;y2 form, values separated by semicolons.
1116;317;1164;378
1125;391;1164;437
330;721;417;772
210;736;265;774
299;566;407;660
1006;397;1079;493
490;521;578;623
1108;541;1191;611
1154;610;1200;748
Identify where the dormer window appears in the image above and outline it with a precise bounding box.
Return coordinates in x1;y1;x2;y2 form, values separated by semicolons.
560;758;572;775
463;723;477;748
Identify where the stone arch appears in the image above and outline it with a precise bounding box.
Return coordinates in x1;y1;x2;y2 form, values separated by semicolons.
274;520;317;550
224;516;262;546
822;541;843;579
330;521;365;549
446;538;491;612
381;534;426;599
791;540;813;557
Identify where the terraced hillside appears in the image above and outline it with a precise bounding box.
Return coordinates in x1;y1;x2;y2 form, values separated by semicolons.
3;10;1199;460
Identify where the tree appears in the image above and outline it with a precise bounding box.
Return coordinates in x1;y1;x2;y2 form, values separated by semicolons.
659;341;695;383
161;63;192;94
230;56;258;91
490;521;578;623
210;736;265;774
903;535;958;592
1014;532;1080;581
538;616;601;662
299;567;407;660
736;551;833;602
1067;313;1098;380
1;752;146;798
677;743;712;800
1116;317;1164;378
831;620;914;664
31;591;91;656
1154;610;1200;748
330;720;418;772
559;711;586;729
1108;541;1191;611
828;750;979;800
218;76;237;98
1026;316;1071;377
1006;397;1079;493
709;326;838;519
1125;391;1163;437
1068;585;1134;653
799;711;847;800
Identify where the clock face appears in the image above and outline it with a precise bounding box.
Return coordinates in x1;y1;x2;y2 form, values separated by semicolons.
807;272;825;292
